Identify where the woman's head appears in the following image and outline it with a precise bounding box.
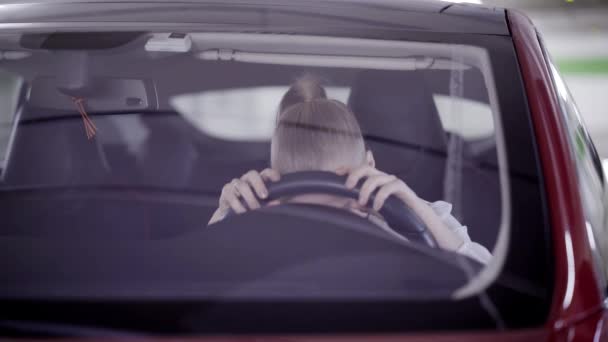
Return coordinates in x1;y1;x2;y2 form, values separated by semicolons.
271;77;368;174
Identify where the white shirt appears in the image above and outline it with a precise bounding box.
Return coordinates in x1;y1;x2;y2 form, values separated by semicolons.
369;200;492;265
428;201;492;264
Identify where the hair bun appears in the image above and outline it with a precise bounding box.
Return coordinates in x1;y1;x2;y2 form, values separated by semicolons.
279;74;328;114
295;74;327;101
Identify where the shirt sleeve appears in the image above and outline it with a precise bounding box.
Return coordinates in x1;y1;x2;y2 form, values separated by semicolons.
428;201;493;265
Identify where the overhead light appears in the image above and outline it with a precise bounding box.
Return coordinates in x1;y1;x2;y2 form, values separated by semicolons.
145;33;192;53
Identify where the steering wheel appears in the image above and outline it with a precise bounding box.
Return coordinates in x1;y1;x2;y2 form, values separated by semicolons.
231;171;437;248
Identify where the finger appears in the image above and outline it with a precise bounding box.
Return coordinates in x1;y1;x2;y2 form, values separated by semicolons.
345;165;381;189
220;179;248;213
235;180;261;210
359;174;396;206
260;168;281;182
219;179;239;207
242;170;269;199
373;180;402;211
227;194;247;214
335;166;348;176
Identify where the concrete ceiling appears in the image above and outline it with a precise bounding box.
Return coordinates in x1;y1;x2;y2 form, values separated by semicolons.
482;0;608;32
483;0;608;8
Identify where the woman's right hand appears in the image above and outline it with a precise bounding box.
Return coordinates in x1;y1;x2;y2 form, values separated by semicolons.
208;168;281;225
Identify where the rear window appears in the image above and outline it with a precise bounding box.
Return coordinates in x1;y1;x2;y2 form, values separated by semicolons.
171;86;350;140
0;30;550;334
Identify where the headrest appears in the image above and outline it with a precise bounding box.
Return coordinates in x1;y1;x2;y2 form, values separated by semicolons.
348;70;447;151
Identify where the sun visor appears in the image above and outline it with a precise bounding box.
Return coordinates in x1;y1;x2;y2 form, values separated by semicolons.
20;32;144;50
25;77;158;119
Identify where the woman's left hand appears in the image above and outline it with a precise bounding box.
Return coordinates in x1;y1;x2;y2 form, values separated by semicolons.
338;165;419;211
338;165;465;251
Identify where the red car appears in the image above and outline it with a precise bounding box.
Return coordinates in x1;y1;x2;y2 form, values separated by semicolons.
0;1;606;341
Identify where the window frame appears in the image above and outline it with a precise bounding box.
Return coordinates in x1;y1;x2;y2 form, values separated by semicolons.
539;32;608;294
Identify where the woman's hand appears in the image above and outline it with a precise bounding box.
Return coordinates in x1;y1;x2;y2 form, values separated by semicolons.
338;165;418;211
208;168;280;225
339;165;464;251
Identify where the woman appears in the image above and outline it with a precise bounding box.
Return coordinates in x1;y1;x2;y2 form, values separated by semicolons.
208;76;491;264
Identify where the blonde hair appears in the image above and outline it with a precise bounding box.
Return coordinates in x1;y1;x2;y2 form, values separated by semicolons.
278;74;328;114
271;77;366;174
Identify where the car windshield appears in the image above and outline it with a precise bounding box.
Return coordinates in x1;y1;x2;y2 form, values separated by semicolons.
0;26;551;333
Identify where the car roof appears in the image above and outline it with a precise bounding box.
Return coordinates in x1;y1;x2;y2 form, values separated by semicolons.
0;0;509;36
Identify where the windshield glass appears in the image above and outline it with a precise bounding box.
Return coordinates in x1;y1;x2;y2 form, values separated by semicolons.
0;29;550;333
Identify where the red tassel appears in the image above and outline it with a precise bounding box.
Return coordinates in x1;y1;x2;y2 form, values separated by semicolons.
72;97;97;139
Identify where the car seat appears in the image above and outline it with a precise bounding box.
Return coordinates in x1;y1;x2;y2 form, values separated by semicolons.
348;70;500;250
348;70;448;201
